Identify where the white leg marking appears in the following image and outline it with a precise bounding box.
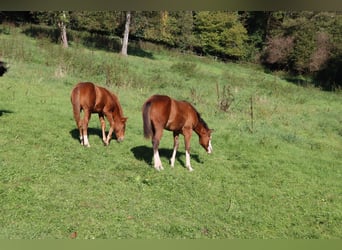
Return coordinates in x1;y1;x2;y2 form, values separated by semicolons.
207;139;213;154
170;148;177;168
185;150;193;171
83;135;90;147
104;135;111;146
154;150;164;171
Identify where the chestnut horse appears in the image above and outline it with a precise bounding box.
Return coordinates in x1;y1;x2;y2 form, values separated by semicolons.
70;82;127;147
142;95;213;171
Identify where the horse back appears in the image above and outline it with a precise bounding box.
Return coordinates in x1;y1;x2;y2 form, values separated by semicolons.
167;99;198;131
147;95;198;132
93;85;118;113
71;82;120;114
71;82;96;111
148;95;172;127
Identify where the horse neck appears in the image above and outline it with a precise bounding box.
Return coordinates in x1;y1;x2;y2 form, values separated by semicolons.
194;118;208;137
111;95;124;119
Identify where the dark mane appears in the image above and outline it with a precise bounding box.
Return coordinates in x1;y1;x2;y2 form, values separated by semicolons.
187;101;209;130
197;111;209;130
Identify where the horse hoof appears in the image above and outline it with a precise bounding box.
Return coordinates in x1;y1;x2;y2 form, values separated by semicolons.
155;166;164;171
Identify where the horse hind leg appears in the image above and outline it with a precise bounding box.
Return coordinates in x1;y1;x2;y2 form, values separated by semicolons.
170;132;179;168
73;113;84;145
78;120;84;145
152;130;164;171
72;102;84;146
153;149;163;171
82;110;91;147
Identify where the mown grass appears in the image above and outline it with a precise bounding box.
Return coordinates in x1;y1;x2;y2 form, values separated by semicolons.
0;25;341;239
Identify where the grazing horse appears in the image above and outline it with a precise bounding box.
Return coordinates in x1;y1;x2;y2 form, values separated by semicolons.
70;82;127;147
0;61;8;76
142;95;213;171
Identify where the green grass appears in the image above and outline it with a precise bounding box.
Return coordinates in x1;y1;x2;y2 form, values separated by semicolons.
0;25;341;239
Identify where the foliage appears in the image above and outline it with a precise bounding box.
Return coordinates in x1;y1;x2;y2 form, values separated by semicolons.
130;11;195;51
69;11;121;35
260;11;342;89
194;11;248;59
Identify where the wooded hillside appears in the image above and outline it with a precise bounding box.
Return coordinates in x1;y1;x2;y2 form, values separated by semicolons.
1;11;341;90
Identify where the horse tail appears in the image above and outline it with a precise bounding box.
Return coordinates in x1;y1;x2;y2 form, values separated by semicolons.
142;100;153;139
71;85;81;126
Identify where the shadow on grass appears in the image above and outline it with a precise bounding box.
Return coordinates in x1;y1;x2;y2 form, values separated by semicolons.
70;128;116;143
130;145;201;169
0;109;13;117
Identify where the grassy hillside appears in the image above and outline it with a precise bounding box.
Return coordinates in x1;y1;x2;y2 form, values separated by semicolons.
0;25;341;239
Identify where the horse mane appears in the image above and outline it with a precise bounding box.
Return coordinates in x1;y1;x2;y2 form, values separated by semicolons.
196;111;210;130
111;92;124;117
102;87;124;118
187;101;209;130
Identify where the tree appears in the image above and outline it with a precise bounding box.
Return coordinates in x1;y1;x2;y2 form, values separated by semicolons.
32;11;70;48
69;11;121;35
170;11;195;51
194;11;248;59
121;11;131;56
58;11;69;48
259;11;342;90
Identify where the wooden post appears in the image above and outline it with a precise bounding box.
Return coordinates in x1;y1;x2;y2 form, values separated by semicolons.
250;96;254;133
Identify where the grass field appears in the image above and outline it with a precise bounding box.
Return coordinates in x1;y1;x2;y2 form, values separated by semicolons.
0;25;341;239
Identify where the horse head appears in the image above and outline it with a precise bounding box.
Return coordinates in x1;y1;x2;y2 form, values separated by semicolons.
114;117;128;142
199;128;213;154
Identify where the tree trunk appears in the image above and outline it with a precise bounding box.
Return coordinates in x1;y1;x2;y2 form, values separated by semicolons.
58;21;68;48
121;11;131;56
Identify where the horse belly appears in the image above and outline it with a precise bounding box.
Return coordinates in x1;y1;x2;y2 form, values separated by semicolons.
165;116;186;132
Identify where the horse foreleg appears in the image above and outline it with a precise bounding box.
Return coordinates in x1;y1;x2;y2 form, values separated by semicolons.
184;130;194;171
185;151;193;172
104;113;114;145
99;114;107;145
170;132;179;168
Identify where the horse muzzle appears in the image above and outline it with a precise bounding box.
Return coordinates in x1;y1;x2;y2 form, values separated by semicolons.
117;137;124;143
207;141;213;154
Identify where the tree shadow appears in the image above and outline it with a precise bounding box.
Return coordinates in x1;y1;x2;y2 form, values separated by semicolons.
127;41;155;59
0;109;13;117
282;75;313;88
130;145;201;169
22;26;154;59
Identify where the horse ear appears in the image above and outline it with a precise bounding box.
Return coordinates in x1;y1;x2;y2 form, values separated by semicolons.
122;117;128;123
